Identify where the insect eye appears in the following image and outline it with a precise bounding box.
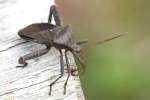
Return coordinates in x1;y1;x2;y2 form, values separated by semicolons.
18;31;23;35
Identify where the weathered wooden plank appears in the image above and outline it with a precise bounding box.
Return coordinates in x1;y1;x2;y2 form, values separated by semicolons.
0;0;85;100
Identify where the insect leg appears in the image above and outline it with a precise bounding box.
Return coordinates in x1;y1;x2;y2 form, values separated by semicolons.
16;45;50;68
49;49;64;95
48;5;63;26
63;50;71;94
71;51;86;76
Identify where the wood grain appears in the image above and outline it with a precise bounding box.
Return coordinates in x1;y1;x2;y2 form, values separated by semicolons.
0;0;85;100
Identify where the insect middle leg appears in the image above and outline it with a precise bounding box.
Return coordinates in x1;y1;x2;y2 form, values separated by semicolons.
49;49;64;95
63;50;71;94
16;45;50;68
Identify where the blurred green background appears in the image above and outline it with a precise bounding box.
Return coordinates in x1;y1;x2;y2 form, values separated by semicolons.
55;0;150;100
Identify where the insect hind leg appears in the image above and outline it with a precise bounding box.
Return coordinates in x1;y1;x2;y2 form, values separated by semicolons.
48;5;63;26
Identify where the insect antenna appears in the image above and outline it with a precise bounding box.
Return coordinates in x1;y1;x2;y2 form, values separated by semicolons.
76;39;88;45
95;33;124;45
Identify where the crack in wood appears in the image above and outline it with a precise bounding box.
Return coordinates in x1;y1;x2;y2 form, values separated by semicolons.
0;41;28;53
0;78;50;96
0;65;57;86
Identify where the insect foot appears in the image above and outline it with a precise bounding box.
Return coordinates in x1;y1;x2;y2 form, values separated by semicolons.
16;57;28;68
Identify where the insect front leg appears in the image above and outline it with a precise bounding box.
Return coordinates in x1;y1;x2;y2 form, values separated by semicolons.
48;5;63;26
49;49;64;95
71;51;86;76
16;45;50;68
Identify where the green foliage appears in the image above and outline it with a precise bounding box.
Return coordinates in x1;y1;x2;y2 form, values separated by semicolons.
57;0;150;99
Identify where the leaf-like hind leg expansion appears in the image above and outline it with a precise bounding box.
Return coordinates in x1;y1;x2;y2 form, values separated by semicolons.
64;50;71;94
48;5;63;26
49;49;64;95
16;46;50;68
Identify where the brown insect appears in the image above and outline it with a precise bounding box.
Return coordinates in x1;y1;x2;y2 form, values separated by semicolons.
16;5;123;95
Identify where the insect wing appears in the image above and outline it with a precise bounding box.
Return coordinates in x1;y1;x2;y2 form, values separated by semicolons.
24;26;63;43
